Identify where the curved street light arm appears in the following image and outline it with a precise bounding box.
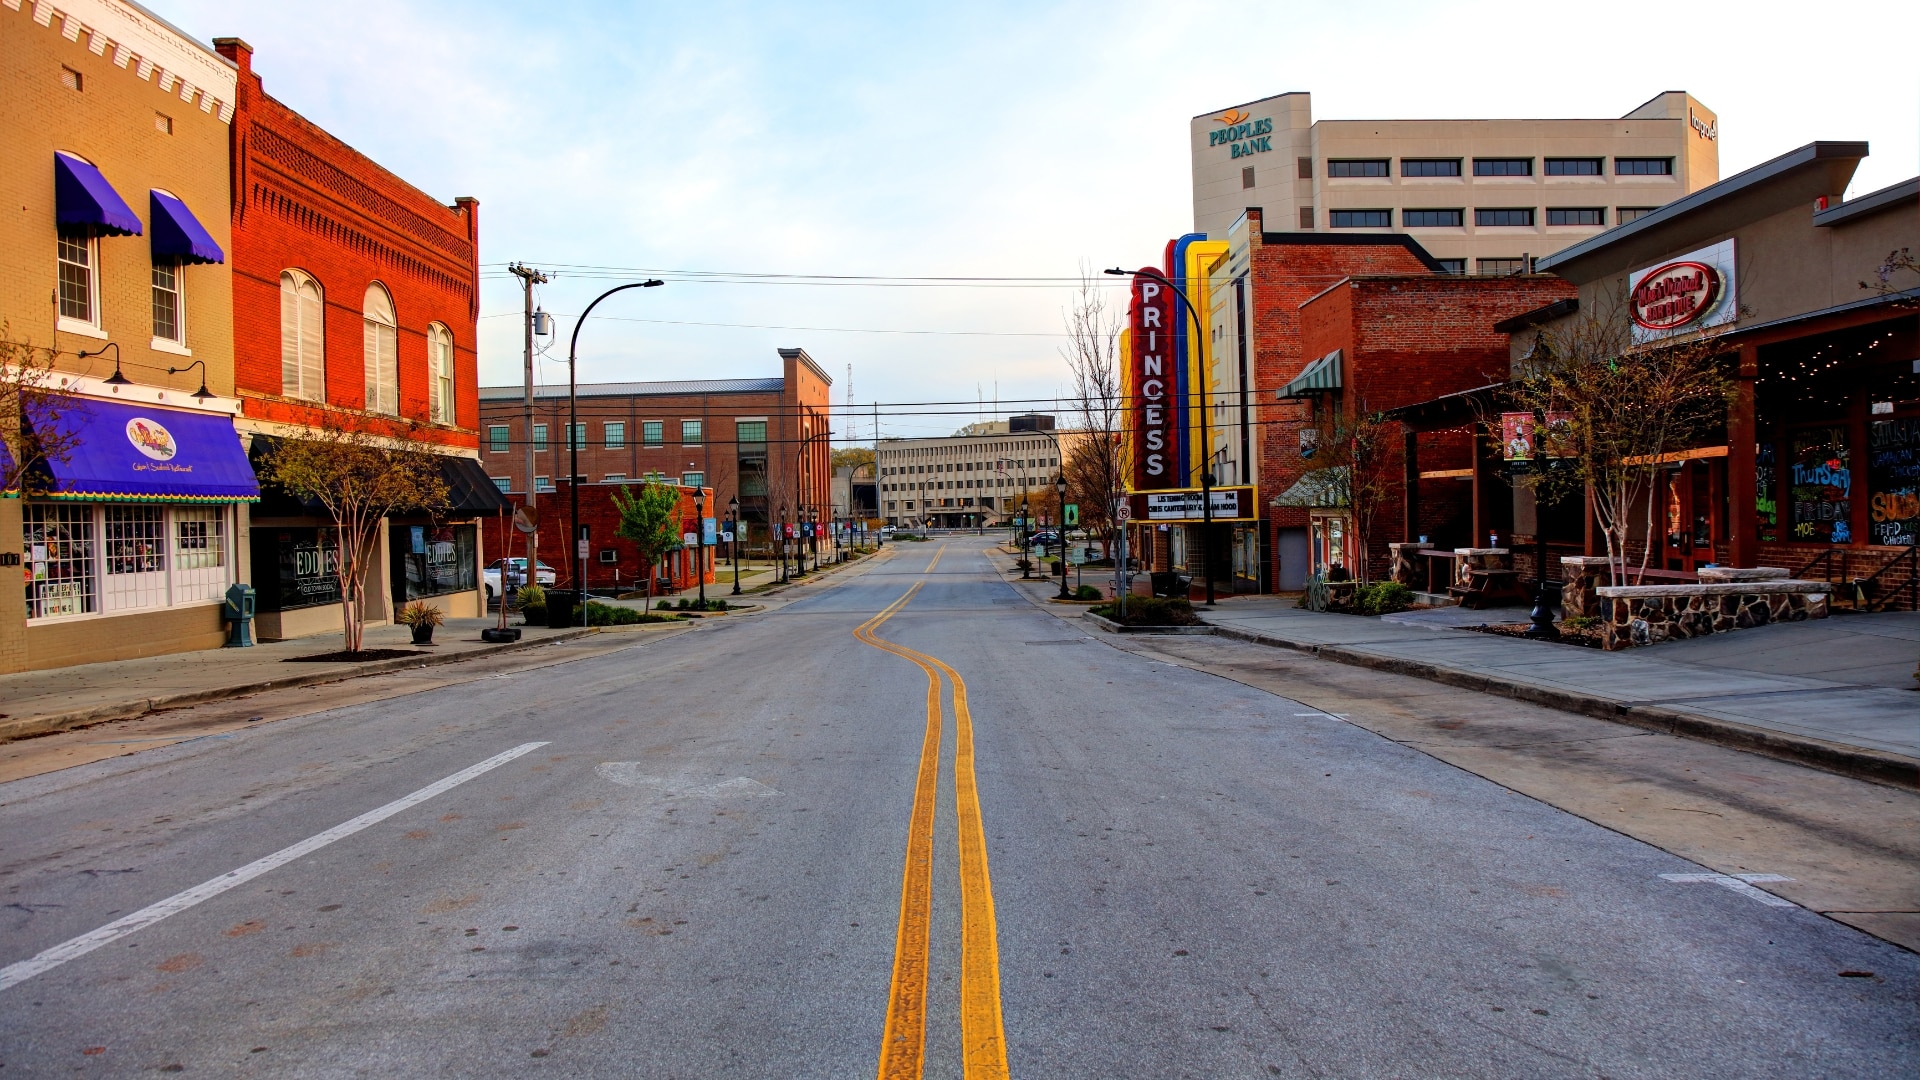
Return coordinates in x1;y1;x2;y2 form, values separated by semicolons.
565;279;663;623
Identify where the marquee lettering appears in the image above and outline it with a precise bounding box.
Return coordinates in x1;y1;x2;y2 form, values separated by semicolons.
1130;267;1179;489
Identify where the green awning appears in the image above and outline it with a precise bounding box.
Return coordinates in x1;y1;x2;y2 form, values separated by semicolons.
1272;467;1349;509
1279;349;1342;398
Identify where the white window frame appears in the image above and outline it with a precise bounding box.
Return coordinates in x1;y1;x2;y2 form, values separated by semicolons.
150;257;189;354
56;230;105;338
427;322;455;425
23;502;234;624
363;282;399;416
280;269;325;401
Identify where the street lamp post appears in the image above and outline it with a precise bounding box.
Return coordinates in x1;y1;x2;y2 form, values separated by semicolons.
1055;475;1071;600
693;489;707;609
1106;267;1216;606
777;503;788;584
567;278;664;626
729;496;742;596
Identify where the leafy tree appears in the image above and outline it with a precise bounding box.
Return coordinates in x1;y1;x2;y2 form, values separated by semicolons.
1499;288;1734;586
829;446;874;472
258;423;450;653
0;323;80;496
612;480;685;601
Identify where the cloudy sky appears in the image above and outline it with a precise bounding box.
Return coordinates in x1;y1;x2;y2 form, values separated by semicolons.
166;0;1919;440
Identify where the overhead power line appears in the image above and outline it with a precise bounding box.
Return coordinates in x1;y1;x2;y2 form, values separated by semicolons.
476;312;1070;338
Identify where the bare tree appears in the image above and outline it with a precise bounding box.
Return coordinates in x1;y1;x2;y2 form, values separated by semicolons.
0;324;80;495
1060;265;1125;556
258;422;451;654
1295;403;1400;582
1499;288;1735;587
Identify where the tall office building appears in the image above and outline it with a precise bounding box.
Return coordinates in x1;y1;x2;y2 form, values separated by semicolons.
1191;91;1720;273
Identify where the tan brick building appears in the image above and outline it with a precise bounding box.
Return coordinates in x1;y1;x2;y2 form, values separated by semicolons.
2;0;250;672
478;348;833;552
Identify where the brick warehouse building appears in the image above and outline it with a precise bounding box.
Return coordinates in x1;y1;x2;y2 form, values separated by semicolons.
213;38;501;640
479;480;715;597
1283;272;1575;582
478;347;833;563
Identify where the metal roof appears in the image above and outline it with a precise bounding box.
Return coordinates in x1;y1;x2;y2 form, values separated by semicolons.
1535;141;1868;276
1278;350;1343;398
1813;176;1919;227
479;378;784;401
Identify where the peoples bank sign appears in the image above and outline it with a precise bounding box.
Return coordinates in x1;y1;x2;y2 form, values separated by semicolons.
1207;108;1274;159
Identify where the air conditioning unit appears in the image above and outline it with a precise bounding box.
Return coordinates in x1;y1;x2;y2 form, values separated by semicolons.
598;549;618;564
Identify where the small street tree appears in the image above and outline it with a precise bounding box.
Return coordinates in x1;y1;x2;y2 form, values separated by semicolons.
612;480;684;602
1294;403;1399;582
258;424;450;654
1499;290;1734;586
0;324;81;495
1060;266;1125;557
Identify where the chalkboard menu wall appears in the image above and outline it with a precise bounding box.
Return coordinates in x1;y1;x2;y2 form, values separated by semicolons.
1868;417;1920;546
1789;428;1852;544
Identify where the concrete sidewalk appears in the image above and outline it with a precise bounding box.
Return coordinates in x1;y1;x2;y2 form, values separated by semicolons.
1196;597;1919;788
0;618;606;742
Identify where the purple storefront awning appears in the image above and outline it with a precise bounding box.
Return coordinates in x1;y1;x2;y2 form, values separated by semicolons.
54;152;142;237
151;189;224;265
40;398;258;502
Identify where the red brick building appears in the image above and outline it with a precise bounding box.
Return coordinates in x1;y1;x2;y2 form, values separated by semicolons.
478;348;833;558
1286;273;1576;580
479;481;715;596
213;38;500;639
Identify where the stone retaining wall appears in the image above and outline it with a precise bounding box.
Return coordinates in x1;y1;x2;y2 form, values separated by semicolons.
1599;582;1829;650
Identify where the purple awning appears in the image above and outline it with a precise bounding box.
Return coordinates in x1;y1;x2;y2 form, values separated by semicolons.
150;189;224;265
54;152;142;237
38;398;258;502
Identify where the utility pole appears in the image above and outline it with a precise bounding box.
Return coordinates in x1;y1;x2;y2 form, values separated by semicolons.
508;263;549;594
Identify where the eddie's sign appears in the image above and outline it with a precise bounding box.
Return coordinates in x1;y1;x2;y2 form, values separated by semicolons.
1129;268;1179;490
1627;239;1736;344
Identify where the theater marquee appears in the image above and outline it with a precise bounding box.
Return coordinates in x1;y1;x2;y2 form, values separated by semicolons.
1129;268;1180;490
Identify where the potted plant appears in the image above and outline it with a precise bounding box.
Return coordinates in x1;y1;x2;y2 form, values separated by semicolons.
396;600;444;644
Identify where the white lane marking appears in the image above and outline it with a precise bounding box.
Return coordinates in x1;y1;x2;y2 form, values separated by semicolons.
593;763;780;798
1659;872;1798;908
1293;712;1348;722
0;741;549;993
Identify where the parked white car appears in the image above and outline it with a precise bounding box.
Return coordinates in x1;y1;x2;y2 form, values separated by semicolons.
483;557;557;600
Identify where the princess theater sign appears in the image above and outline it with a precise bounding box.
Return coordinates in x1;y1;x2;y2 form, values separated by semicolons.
1128;267;1178;490
1627;239;1736;343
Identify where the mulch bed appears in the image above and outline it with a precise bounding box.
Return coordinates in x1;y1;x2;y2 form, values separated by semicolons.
1461;623;1604;649
284;649;425;663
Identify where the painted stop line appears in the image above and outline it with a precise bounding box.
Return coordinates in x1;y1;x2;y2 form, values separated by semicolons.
1660;872;1797;908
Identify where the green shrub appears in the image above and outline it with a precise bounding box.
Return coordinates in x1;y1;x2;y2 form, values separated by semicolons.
656;599;673;610
676;598;692;610
1353;581;1414;616
516;584;546;610
1563;614;1601;631
584;601;681;626
1073;584;1103;601
1090;596;1198;626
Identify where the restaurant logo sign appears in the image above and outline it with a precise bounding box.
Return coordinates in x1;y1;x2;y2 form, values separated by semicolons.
1128;268;1178;490
1208;109;1274;159
125;417;178;461
1628;240;1736;344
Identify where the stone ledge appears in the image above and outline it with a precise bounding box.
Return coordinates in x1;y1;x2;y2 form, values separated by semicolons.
1596;580;1828;599
1697;566;1791;583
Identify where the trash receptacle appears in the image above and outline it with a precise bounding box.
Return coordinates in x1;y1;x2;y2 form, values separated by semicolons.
222;583;256;647
545;589;581;629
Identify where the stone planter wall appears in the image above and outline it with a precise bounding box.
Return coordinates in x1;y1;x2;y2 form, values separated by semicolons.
1598;581;1829;650
1388;543;1422;588
1454;548;1508;588
1560;557;1611;619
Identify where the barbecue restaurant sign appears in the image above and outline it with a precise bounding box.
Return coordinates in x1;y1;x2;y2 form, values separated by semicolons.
1627;239;1736;343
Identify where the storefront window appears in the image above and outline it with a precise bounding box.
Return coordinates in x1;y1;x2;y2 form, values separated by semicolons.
1790;428;1852;543
394;523;477;601
25;504;234;619
1867;417;1920;546
1755;442;1778;543
252;527;342;612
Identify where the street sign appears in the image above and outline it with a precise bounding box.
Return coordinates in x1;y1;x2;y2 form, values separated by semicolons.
1064;503;1079;527
682;532;698;547
512;505;538;534
1115;501;1131;521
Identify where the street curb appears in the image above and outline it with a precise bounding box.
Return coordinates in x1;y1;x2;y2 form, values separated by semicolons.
1083;611;1217;635
0;626;604;744
1207;622;1920;791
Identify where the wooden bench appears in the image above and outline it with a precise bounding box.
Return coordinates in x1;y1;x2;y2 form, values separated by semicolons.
1450;568;1530;609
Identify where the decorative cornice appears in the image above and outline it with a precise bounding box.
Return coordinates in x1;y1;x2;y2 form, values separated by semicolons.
6;0;236;123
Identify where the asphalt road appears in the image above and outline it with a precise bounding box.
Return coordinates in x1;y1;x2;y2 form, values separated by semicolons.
0;540;1913;1078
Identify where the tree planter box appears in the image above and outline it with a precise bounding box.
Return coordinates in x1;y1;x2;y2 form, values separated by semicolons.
1082;611;1216;635
1598;581;1829;650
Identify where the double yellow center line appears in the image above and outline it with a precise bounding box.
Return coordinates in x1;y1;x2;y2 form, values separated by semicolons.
856;547;1008;1080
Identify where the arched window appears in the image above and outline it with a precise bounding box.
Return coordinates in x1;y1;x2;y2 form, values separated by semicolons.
279;270;324;400
362;283;398;416
427;322;454;425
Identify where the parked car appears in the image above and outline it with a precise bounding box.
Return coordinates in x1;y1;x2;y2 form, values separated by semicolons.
880;525;897;538
1028;531;1060;547
483;557;557;600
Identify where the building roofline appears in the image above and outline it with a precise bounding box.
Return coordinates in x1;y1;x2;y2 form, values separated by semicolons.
1621;89;1688;118
478;378;785;400
1729;286;1920;341
1193;92;1308;120
1493;298;1581;334
1259;231;1447;272
777;347;833;386
1536;140;1868;273
1813;176;1919;227
126;0;238;67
